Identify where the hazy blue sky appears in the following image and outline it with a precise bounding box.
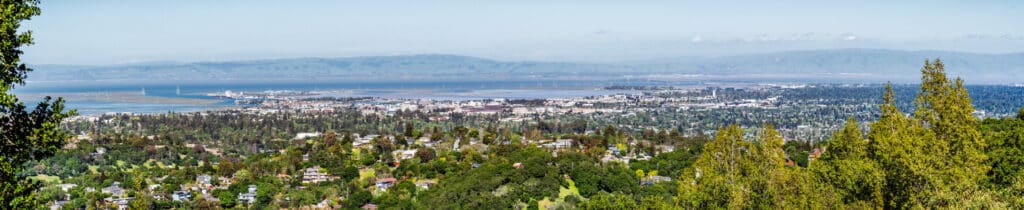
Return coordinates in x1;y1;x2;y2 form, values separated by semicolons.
21;0;1024;65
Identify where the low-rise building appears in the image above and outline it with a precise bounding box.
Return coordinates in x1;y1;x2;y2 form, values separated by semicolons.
294;132;322;140
238;185;257;204
414;180;436;189
302;166;335;183
102;182;126;198
105;197;133;210
375;178;397;191
542;139;574;150
196;174;213;187
50;200;69;210
641;175;673;186
172;190;191;202
397;149;417;160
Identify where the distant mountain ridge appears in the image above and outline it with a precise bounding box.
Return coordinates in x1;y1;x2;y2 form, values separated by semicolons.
26;49;1024;85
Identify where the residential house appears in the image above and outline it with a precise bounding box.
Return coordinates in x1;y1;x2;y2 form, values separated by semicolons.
102;182;126;198
601;155;629;164
91;147;106;158
808;148;824;161
218;176;233;186
422;140;438;148
375;178;397;191
57;184;77;192
397;149;417;160
607;146;622;156
641;175;673;186
656;145;676;154
172;191;191;202
353;134;378;148
414;180;436;189
49;200;69;210
238;185;257;204
542;139;574;150
196;174;213;187
104;197;133;210
294;132;322;140
303;166;334;183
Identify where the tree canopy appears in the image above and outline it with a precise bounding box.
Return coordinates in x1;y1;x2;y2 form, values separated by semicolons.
1;0;75;208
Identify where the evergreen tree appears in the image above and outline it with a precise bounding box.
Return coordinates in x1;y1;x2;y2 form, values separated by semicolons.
867;82;936;208
811;118;884;207
867;61;1003;208
985;114;1024;187
913;59;988;191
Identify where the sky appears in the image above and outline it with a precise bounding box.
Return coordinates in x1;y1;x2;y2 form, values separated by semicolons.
20;0;1024;65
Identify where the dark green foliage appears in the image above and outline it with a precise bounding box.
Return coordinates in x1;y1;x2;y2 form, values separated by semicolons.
629;140;703;178
983;117;1024;187
577;192;640;209
783;140;812;167
1;0;75;208
418;146;562;208
216;189;237;208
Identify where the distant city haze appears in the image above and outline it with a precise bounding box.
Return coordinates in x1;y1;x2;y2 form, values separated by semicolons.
21;0;1024;65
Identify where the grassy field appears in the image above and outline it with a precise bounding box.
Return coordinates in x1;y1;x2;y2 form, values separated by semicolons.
31;174;61;183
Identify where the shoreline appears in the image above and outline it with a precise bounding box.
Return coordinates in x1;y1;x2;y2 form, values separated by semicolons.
17;91;223;105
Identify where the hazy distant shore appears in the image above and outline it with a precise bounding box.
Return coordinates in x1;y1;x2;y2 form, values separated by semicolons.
18;91;221;105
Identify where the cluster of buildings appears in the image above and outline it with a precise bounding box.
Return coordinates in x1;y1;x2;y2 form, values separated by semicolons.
218;86;791;123
49;182;135;210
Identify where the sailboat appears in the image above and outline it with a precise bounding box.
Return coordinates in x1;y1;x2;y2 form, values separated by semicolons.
176;85;181;95
141;86;146;96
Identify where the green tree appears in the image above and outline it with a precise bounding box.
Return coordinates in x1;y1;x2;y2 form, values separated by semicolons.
867;83;936;208
678;124;831;209
675;125;749;209
128;194;154;209
744;125;788;208
913;59;988;191
984;116;1024;187
1;0;76;208
578;192;639;210
216;189;237;208
1017;108;1024;121
810;118;884;208
867;61;1004;208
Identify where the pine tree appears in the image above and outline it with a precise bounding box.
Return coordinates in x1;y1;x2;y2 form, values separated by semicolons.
866;60;1002;208
913;59;988;191
867;82;936;208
